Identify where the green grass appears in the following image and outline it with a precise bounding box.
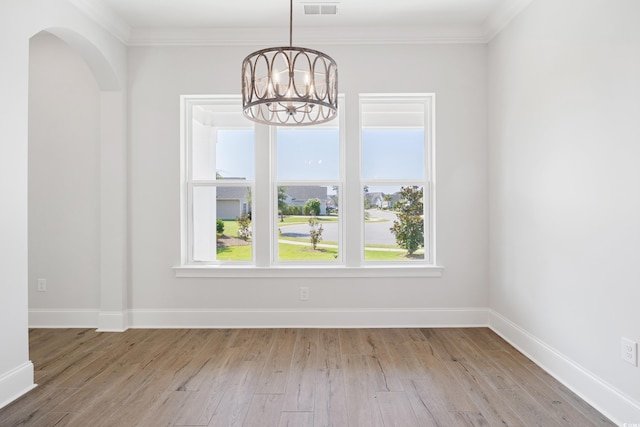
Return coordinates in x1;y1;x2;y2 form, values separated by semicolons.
277;215;339;226
278;243;339;261
364;250;424;261
216;244;252;261
216;218;422;262
218;220;241;239
279;235;338;245
216;242;423;262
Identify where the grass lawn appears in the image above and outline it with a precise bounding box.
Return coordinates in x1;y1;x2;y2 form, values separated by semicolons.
364;250;424;261
277;215;339;226
216;242;423;262
216;244;252;261
278;243;339;261
217;218;423;262
218;220;242;238
279;235;338;245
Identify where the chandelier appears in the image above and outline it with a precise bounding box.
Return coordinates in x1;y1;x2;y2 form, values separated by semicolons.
241;0;338;126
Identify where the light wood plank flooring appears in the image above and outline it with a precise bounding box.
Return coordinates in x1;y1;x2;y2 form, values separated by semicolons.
0;328;615;426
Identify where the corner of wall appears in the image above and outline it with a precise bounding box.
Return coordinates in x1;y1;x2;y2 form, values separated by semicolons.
0;362;36;410
489;310;640;426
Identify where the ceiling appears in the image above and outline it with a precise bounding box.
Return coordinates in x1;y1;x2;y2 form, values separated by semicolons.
69;0;533;45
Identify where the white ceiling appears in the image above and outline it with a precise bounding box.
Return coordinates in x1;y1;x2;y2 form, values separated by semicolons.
69;0;533;45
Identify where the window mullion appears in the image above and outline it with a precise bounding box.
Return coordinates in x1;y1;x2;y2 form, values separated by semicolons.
254;123;271;267
344;95;362;267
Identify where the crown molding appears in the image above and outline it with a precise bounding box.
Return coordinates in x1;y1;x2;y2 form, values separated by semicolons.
482;0;534;42
67;0;131;44
66;0;532;47
128;25;489;47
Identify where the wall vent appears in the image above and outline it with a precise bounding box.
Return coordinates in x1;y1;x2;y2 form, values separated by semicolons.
304;4;338;15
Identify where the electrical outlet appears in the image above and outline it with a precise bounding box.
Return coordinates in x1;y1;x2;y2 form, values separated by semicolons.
621;337;638;366
299;286;309;301
37;278;47;292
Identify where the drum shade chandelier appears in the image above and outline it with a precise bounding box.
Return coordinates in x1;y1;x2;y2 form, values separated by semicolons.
241;0;338;126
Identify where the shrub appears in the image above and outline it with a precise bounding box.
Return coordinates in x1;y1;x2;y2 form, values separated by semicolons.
284;205;303;216
216;219;225;234
304;198;321;216
236;213;252;241
308;216;324;250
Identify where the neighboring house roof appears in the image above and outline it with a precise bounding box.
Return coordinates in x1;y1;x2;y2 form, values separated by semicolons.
216;187;249;199
284;186;327;201
388;193;402;203
365;191;384;204
366;191;402;205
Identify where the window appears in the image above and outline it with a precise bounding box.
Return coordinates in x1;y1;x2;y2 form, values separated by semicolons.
360;94;435;264
178;94;438;276
275;125;342;263
182;96;255;264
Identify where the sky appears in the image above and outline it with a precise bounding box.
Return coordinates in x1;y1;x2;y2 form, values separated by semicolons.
213;127;425;194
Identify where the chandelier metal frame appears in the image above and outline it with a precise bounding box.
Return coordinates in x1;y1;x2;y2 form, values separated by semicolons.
241;0;338;126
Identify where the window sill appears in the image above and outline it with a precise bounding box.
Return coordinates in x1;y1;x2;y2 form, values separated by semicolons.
173;265;444;278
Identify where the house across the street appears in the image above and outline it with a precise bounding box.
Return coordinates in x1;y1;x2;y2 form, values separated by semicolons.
283;186;328;215
216;187;250;219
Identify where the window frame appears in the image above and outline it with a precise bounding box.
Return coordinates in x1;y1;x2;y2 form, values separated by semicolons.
176;93;442;277
359;93;436;265
180;95;255;266
271;101;346;265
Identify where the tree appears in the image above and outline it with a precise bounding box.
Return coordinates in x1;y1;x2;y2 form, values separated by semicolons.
383;194;393;210
390;186;424;255
308;216;324;250
363;185;371;209
277;186;288;221
331;185;339;208
304;198;321;216
245;187;252;217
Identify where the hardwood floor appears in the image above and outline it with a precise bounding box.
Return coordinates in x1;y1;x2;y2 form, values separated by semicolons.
0;328;615;426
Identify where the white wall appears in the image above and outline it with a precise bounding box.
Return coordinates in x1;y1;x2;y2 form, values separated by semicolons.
0;0;127;409
128;43;489;325
28;32;101;322
488;0;640;422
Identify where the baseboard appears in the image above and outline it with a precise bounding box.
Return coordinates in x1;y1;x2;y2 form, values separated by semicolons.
29;309;99;328
28;307;488;329
128;307;490;328
28;309;129;331
0;362;36;410
97;311;128;332
489;310;640;426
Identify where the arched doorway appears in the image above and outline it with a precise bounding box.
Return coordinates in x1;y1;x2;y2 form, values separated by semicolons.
28;28;128;332
0;2;128;408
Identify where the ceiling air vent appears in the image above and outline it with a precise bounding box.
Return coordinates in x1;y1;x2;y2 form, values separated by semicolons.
304;4;338;15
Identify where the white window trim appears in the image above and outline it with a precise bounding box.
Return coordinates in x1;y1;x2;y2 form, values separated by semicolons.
176;93;443;278
173;265;443;278
180;95;256;265
359;93;437;265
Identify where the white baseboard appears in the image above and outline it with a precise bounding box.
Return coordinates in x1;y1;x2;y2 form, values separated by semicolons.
489;310;640;426
28;307;489;329
128;307;490;329
29;309;99;328
97;311;128;332
0;362;36;410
